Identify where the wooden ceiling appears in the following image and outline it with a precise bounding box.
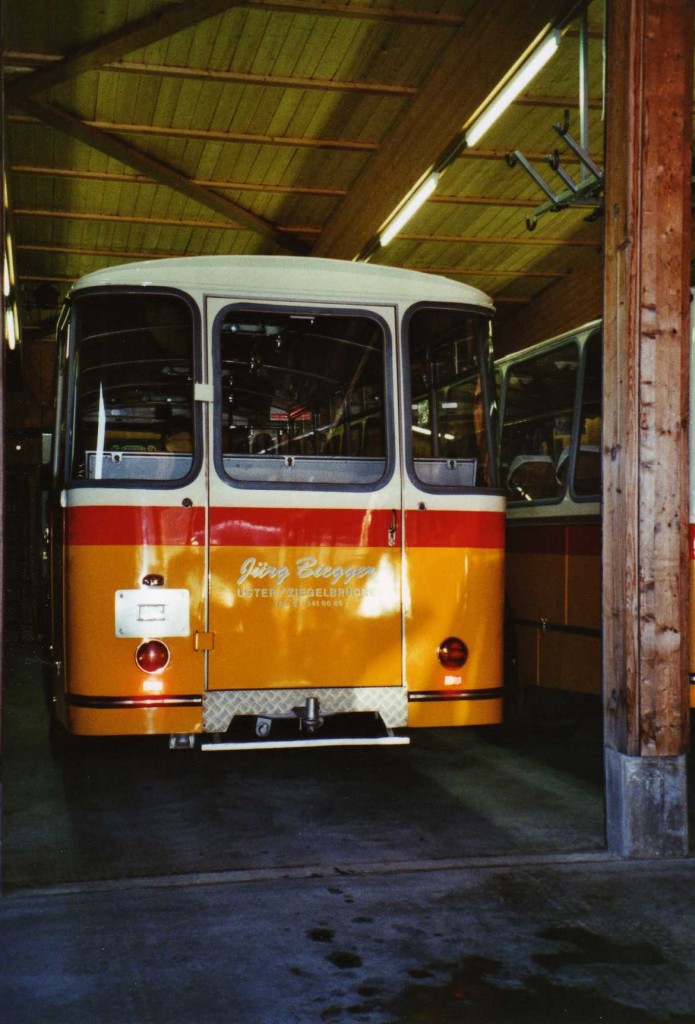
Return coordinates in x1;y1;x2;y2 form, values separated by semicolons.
4;0;607;341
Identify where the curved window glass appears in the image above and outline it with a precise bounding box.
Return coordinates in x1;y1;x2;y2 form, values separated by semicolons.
499;341;578;502
406;307;495;488
69;293;195;482
217;309;388;486
572;332;602;497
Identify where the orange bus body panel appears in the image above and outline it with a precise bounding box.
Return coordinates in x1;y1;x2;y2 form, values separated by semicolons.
64;506;205;736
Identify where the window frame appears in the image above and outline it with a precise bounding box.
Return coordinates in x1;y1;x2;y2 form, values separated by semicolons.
211;301;397;493
401;301;501;495
64;286;203;490
498;328;602;508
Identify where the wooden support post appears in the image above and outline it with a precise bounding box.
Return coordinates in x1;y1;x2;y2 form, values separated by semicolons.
603;0;693;856
0;17;5;883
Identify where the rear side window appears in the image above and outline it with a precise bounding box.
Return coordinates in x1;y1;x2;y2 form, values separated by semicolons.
406;307;495;488
69;293;195;483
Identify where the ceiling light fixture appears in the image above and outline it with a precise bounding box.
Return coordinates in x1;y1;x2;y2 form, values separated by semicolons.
358;25;563;260
465;29;561;147
379;171;440;248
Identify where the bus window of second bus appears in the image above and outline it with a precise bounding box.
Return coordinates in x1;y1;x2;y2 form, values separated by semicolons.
500;341;578;502
572;331;602;498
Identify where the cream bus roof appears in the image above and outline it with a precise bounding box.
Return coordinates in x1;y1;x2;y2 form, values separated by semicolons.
70;256;494;312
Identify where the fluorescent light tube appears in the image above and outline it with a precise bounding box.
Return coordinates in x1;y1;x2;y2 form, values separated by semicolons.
6;307;17;351
380;171;440;247
466;29;561;147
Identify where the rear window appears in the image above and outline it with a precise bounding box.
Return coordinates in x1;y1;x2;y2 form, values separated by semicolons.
69;292;195;483
217;309;388;487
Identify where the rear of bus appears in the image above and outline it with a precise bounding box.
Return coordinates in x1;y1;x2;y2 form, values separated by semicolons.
46;257;506;749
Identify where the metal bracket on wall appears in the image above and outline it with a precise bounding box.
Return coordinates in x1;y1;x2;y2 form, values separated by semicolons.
506;111;604;231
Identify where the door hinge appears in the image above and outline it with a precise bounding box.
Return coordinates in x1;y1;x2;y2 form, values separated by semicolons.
194;631;216;651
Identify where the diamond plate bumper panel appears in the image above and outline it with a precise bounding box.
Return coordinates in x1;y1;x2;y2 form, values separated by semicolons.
204;686;408;732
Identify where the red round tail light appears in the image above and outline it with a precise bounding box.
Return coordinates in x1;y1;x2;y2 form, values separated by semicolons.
438;636;468;670
135;639;170;673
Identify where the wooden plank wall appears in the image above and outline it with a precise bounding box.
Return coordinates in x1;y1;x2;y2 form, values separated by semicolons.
493;251;603;356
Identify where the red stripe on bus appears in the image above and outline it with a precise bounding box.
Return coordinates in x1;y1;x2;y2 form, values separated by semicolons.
212;508;504;548
209;507;391;547
404;510;505;549
506;524;565;556
67;505;505;549
507;522;600;557
67;506;205;546
567;523;601;557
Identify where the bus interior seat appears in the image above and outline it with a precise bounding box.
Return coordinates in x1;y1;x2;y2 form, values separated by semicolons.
506;453;556;500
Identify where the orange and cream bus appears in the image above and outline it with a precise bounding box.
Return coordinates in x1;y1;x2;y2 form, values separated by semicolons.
497;318;695;712
46;256;506;751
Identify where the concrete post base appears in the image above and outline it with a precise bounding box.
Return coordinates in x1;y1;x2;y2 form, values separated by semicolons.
605;748;689;858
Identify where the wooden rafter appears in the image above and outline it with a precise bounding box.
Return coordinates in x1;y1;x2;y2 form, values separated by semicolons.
10;164;603;209
5;0;244;100
397;232;599;247
15;208;321;235
17;227;597;251
10;164;348;197
17;243;198;260
239;0;467;25
4;53;608;107
8;117;603;166
516;90;603;109
11;97;306;252
8;112;378;152
5;0;465;103
4;53;417;98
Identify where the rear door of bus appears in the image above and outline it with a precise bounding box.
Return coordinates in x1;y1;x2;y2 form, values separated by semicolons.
204;298;404;705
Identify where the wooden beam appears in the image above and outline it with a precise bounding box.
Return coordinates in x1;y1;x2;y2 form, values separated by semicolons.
602;0;692;855
8;119;604;167
17;243;193;261
8;112;378;153
10;164;348;197
5;52;417;98
398;232;599;247
0;27;6;808
311;0;597;259
15;207;321;235
105;61;416;97
515;90;603;110
7;165;597;211
8;98;305;253
240;0;467;25
432;194;545;209
14;206;597;247
4;0;464;102
461;146;604;165
5;0;243;100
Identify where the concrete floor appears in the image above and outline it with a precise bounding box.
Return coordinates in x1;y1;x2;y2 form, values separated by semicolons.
2;644;695;1023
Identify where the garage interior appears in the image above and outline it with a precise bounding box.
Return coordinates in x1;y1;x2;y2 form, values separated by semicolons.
2;0;695;1020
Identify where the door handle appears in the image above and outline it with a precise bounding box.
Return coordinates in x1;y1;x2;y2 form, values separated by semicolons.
388;509;398;547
